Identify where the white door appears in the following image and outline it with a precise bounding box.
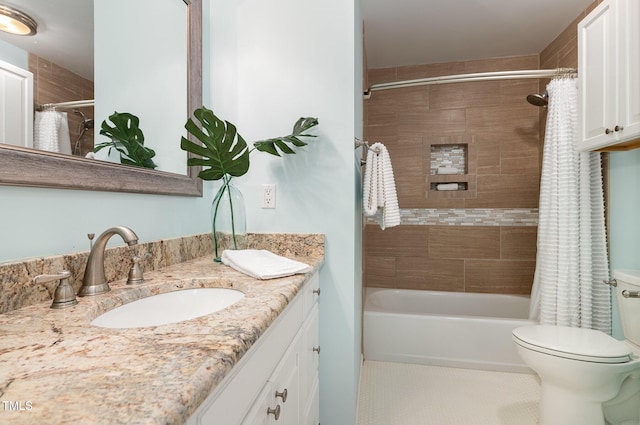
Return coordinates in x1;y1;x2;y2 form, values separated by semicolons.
0;59;33;148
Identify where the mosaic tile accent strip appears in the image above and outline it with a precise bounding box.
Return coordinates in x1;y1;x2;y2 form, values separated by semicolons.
366;208;538;226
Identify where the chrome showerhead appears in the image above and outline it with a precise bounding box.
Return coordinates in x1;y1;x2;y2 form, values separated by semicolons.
526;91;548;107
74;108;94;131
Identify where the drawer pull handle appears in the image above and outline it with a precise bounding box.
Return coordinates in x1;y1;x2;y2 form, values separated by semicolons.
615;125;624;132
267;405;281;420
313;345;321;354
605;128;613;134
603;279;617;287
313;288;321;296
275;388;288;402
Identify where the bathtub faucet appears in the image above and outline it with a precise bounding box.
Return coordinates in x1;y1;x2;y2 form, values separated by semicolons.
78;226;139;296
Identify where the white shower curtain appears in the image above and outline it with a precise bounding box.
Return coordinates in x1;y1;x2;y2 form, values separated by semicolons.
528;77;611;334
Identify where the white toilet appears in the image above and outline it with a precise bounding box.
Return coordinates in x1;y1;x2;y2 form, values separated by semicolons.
513;270;640;425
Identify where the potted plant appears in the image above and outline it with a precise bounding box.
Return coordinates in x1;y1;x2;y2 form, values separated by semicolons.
180;106;318;261
94;111;158;169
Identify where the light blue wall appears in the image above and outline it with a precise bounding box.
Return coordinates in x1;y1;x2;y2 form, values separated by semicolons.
0;39;27;69
0;185;214;262
608;150;640;270
94;0;188;175
0;2;215;263
353;0;365;412
210;0;361;423
608;150;640;338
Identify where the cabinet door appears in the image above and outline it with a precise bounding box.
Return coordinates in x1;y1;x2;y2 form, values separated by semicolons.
269;334;302;425
302;378;320;425
578;0;618;150
618;0;640;140
302;305;319;399
301;305;319;425
241;384;273;425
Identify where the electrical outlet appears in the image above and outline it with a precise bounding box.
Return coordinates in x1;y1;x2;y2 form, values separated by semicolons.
262;184;276;209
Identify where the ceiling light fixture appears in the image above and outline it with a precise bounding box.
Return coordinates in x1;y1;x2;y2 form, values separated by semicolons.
0;4;37;36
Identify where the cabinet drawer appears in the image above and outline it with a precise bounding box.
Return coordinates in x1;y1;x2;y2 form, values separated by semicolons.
302;272;320;320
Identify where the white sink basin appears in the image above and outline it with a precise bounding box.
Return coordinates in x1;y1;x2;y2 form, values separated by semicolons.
91;288;245;329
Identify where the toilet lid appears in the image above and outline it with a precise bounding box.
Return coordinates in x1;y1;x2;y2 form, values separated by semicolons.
513;325;633;364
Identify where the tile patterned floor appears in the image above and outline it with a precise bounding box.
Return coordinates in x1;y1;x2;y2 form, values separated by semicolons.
357;360;541;425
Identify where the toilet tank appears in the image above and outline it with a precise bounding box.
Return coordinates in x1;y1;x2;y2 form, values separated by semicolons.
613;269;640;347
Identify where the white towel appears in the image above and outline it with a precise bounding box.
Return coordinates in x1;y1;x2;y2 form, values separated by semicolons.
436;183;459;191
34;111;72;154
362;142;401;229
221;249;312;280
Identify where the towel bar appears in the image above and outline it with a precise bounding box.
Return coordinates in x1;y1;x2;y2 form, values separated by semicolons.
355;138;381;165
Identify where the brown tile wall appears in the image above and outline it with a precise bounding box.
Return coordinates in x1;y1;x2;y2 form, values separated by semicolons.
366;55;542;211
29;54;95;156
364;225;537;294
364;55;540;294
363;1;600;295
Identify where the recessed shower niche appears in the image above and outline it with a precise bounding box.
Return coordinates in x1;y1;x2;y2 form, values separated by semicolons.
430;144;467;176
425;135;476;200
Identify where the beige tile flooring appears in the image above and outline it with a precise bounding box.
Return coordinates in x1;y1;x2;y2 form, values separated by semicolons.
357;360;541;425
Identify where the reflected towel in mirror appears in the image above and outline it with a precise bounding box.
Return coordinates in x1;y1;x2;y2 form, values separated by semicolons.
34;111;72;154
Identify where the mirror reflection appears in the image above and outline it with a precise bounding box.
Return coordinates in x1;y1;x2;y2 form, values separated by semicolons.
0;0;188;175
0;0;94;156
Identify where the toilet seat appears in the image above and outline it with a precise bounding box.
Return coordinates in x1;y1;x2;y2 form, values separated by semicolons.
513;325;633;364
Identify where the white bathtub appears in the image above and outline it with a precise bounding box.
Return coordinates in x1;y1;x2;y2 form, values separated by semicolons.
364;288;536;373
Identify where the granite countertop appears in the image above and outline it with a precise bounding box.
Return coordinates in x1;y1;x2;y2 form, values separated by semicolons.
0;251;324;425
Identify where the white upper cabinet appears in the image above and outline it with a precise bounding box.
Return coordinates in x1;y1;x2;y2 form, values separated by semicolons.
578;0;640;151
618;0;640;144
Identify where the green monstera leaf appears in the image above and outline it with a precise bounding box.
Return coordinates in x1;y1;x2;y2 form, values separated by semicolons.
180;107;250;181
253;117;319;156
95;111;158;169
181;107;318;181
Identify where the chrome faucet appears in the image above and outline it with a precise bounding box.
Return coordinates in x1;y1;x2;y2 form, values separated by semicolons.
78;226;139;296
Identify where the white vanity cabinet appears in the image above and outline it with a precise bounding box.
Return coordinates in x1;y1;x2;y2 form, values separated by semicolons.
187;273;320;425
577;0;640;151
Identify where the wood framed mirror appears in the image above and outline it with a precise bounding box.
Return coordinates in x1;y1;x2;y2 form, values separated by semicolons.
0;0;203;196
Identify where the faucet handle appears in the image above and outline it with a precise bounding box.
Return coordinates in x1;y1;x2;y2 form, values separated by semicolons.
127;252;151;285
34;271;79;309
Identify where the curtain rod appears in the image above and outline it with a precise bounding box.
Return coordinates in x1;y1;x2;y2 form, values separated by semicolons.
36;99;95;111
365;68;577;95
